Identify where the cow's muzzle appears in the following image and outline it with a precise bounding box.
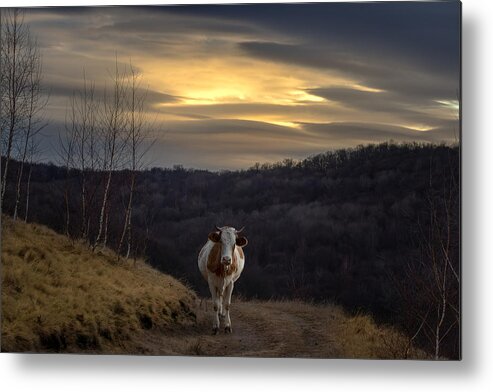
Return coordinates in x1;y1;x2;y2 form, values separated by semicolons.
221;256;232;265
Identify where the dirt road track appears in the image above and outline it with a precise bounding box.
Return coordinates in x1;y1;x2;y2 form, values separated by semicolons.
134;300;344;358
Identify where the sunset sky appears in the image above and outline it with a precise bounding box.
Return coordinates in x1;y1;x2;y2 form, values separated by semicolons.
25;2;460;170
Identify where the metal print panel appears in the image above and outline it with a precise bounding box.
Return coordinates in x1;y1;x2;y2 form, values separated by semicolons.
0;2;461;359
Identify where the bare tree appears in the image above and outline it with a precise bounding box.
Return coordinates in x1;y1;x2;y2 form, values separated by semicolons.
12;40;46;220
392;154;460;359
1;9;40;210
50;57;153;256
85;78;101;239
23;132;40;222
422;163;459;359
70;71;99;238
94;58;128;248
56;97;79;236
60;73;103;240
117;63;152;260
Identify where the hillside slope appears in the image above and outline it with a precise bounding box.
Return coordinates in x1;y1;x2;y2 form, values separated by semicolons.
1;217;197;353
1;218;428;358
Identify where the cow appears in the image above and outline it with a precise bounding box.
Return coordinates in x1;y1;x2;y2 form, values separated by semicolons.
198;225;248;334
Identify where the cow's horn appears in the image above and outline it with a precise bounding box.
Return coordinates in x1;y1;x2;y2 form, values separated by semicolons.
236;226;245;234
215;225;222;232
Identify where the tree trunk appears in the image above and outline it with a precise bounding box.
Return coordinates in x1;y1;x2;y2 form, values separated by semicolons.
103;201;110;248
117;172;136;260
24;162;32;222
94;170;112;248
1;126;15;207
13;97;34;220
12;161;24;220
64;175;70;236
80;171;87;238
1;27;17;208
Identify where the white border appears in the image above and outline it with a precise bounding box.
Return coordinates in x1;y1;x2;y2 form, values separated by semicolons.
2;0;493;391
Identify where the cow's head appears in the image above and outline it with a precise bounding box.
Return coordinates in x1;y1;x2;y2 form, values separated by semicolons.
208;225;248;266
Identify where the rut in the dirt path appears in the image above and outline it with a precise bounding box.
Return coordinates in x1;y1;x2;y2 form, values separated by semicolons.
134;300;344;358
227;301;342;358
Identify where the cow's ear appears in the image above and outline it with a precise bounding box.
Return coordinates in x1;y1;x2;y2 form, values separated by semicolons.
236;236;248;247
208;232;221;242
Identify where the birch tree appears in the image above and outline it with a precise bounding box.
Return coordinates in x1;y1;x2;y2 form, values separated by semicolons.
58;105;77;236
12;41;46;220
71;72;99;238
94;58;128;248
117;63;151;260
23;132;40;222
1;9;40;210
392;154;460;359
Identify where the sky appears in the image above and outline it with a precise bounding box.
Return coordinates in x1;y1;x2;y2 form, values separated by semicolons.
23;2;460;170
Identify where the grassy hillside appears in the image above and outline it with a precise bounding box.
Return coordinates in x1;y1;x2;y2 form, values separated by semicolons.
1;216;197;353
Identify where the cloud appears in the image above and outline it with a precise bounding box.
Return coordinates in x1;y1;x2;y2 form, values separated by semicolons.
307;87;409;112
174;2;460;77
305;87;456;128
163;118;305;139
302;122;457;145
239;41;383;78
46;79;179;106
38;115;457;171
99;9;260;38
239;41;458;103
156;102;337;121
19;3;460;170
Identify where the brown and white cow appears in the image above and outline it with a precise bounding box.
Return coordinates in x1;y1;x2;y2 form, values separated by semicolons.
198;225;248;334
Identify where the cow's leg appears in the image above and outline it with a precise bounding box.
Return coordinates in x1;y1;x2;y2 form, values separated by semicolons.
208;280;220;335
217;286;224;320
223;282;234;334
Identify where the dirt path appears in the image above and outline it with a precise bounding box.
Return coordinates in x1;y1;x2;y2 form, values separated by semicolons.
134;299;345;358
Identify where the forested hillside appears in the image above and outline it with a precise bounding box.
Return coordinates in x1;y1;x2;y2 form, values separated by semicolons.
1;142;460;358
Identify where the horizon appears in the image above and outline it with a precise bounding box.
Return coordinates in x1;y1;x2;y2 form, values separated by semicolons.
21;3;460;170
8;140;458;174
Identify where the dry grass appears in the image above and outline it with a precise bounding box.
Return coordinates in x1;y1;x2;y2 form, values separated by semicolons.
333;309;429;359
238;299;430;359
1;216;197;353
